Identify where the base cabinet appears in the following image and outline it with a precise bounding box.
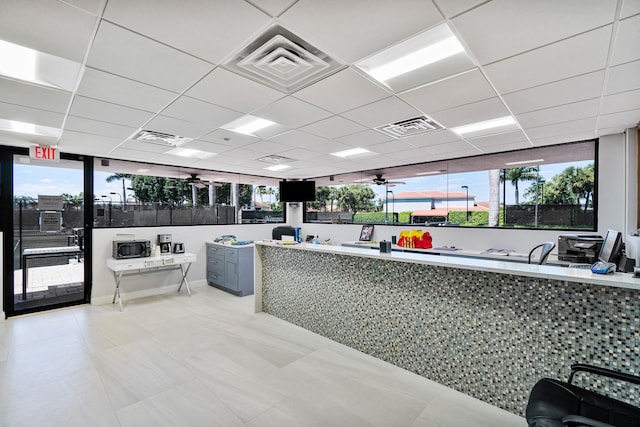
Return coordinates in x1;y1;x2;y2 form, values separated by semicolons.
206;243;253;296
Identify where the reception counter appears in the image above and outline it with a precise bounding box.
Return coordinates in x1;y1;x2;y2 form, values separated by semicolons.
254;242;640;416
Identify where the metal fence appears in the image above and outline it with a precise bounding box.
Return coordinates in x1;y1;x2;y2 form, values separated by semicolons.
93;203;238;227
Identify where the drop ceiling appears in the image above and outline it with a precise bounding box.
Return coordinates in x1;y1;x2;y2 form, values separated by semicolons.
0;0;638;183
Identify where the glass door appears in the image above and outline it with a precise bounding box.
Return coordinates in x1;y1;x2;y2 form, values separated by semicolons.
11;154;89;313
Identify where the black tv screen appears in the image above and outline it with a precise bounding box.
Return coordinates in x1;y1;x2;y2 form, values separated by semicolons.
279;180;316;202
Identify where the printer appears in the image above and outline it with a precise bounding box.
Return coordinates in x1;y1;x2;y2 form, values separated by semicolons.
558;234;603;264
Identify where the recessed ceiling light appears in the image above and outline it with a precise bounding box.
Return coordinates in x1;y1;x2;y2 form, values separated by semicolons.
505;159;544;166
222;115;276;136
357;24;465;83
166;147;215;159
331;148;372;158
450;116;517;136
0;39;82;91
416;170;446;176
265;164;291;171
0;118;60;137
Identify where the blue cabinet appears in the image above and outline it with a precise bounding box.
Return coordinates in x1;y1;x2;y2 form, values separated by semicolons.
206;243;253;296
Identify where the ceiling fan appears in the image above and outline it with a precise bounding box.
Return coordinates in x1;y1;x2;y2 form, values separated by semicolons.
372;174;405;187
186;174;221;189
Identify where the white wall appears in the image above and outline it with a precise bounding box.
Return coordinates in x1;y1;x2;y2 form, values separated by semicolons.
91;224;274;304
297;132;632;256
1;231;4;320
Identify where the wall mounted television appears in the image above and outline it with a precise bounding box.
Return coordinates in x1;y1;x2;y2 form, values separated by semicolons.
279;180;316;202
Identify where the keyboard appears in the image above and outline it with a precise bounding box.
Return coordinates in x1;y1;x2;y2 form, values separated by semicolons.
568;263;592;270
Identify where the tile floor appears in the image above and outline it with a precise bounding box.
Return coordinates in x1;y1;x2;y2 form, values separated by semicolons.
0;285;525;426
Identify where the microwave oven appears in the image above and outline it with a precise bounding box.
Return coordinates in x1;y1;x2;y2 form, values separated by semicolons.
112;240;151;259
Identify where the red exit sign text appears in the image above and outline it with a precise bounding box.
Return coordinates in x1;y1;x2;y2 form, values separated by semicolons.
29;145;60;162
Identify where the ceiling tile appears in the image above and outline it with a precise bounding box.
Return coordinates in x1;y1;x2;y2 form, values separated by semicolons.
0;101;65;128
367;140;416;154
64;116;135;139
342;97;422;128
252;96;332;127
276;148;321;161
336;130;394;147
525;117;597;140
0;78;71;113
466;130;529;149
452;0;616;65
143;115;213;139
279;0;444;62
502;71;605;114
620;0;640;18
597;109;640;130
161;96;242;129
300;116;367;139
294;68;390;114
59;131;124;155
199;129;259;147
426;140;479;155
601;89;640;114
87;21;214;93
69;96;155;128
187;68;284;114
479;140;532;154
610;14;640;66
245;0;298;17
181;139;233;154
103;0;271;63
105;147;163;162
117;139;176;154
400;69;497;114
269;130;333;149
483;26;612;94
433;0;487;18
0;0;97;61
531;131;596;147
77;68;178;112
516;99;600;129
241;140;291;154
401;129;462;148
430;97;510;128
606;60;640;94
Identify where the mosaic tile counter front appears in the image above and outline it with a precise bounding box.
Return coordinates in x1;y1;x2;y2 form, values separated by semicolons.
258;245;640;416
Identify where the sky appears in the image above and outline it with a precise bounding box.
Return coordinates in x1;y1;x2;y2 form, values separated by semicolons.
13;160;593;206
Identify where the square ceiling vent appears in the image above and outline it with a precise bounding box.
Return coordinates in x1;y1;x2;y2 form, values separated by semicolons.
225;25;343;93
130;130;192;147
375;116;443;139
256;154;294;164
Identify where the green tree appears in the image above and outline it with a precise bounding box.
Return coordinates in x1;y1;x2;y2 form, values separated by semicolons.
526;164;594;207
336;185;376;212
500;167;538;205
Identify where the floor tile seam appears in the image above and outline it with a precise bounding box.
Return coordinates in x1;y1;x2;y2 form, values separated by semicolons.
189;375;258;424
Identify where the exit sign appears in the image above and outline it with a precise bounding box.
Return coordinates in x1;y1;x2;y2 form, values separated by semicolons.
29;145;60;162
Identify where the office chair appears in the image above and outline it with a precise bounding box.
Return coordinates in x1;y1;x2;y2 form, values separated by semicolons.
528;242;556;265
526;364;640;427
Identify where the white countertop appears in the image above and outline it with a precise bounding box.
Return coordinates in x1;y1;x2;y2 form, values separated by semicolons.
256;241;640;290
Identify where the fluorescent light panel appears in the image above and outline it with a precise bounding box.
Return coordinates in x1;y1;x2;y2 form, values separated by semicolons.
357;24;465;82
331;148;371;158
0;118;60;138
505;158;544;166
450;116;517;136
222;115;276;136
0;39;82;91
166;147;215;159
416;170;446;176
265;164;291;171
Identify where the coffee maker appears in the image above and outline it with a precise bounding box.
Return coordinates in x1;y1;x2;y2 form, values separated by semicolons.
157;234;172;255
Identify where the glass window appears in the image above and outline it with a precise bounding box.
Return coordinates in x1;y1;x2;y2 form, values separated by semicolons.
93;159;283;227
305;140;596;230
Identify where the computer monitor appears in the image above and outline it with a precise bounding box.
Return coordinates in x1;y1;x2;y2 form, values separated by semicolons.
598;229;622;263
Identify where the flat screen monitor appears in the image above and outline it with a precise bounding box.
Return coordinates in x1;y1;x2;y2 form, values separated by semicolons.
359;225;374;242
598;229;622;263
279;180;316;202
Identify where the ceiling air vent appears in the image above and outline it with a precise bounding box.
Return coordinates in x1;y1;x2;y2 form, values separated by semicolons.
375;116;443;139
225;25;343;93
257;154;294;164
130;130;192;147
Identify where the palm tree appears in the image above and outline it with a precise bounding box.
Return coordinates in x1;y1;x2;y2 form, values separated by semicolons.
501;167;538;205
106;173;132;209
